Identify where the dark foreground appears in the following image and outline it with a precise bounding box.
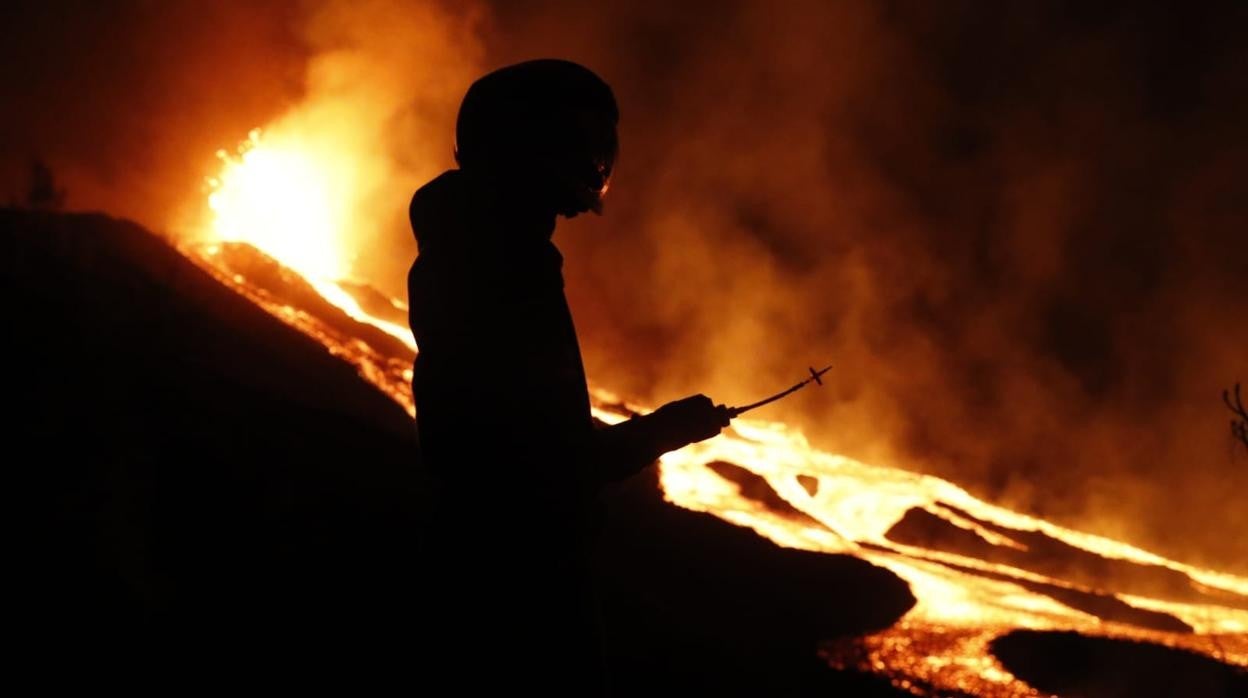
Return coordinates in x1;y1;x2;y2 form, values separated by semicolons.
9;209;1246;696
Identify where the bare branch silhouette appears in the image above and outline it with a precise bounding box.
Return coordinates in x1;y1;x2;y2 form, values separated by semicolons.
25;159;66;211
1224;383;1248;449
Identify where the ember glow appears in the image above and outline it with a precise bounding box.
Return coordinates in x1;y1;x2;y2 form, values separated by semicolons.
209;128;349;281
204;129;412;347
185;129;1248;695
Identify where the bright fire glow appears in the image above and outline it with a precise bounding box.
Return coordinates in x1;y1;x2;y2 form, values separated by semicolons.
209;129;351;281
204;129;412;346
187;128;1248;696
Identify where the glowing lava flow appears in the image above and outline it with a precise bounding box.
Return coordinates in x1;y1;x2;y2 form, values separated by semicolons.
204;129;412;347
657;417;1248;693
186;130;1248;696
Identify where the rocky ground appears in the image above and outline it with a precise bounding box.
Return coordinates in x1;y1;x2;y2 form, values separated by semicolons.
8;209;1245;696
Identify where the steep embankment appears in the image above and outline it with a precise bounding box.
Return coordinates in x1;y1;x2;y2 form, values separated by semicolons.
7;209;914;693
8;209;424;676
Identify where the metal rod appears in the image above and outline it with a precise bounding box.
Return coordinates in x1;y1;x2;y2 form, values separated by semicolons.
725;364;832;418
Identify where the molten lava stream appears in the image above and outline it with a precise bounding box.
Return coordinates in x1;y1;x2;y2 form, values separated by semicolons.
187;128;1248;696
655;420;1248;693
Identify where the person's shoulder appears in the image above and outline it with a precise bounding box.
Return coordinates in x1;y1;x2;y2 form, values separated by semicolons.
412;170;463;203
410;170;467;251
409;170;464;223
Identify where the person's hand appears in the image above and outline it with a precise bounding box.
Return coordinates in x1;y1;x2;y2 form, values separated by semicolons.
647;394;731;454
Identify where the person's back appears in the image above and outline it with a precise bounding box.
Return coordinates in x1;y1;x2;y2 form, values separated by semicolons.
407;59;728;693
409;168;597;520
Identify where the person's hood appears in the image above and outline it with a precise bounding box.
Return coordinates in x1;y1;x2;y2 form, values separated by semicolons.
408;170;468;254
409;169;558;253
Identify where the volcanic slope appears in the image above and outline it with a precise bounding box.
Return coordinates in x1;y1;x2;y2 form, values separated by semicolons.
13;210;1244;695
7;209;915;692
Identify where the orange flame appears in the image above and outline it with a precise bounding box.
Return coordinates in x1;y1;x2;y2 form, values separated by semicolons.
204;129;413;348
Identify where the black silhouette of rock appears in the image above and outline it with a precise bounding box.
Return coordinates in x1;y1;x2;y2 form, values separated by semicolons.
601;467;917;695
887;504;1246;610
8;209;915;693
992;630;1248;698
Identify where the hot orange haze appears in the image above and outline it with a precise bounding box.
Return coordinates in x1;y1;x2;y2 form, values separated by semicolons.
3;0;1246;644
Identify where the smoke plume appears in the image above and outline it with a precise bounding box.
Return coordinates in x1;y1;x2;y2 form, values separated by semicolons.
2;0;1245;569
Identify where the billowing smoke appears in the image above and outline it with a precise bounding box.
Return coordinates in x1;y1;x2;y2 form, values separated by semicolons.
213;0;486;278
3;0;1244;570
0;2;308;222
471;1;1248;572
533;1;1248;571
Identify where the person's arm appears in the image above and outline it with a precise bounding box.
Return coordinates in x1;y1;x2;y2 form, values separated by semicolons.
591;394;730;482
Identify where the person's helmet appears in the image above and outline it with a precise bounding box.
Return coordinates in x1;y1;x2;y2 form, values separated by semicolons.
455;59;619;216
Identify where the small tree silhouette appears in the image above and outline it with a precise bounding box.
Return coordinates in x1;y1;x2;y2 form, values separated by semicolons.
1225;383;1248;450
26;159;66;211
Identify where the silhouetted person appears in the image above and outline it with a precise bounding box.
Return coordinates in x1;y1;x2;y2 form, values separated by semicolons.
407;60;729;692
